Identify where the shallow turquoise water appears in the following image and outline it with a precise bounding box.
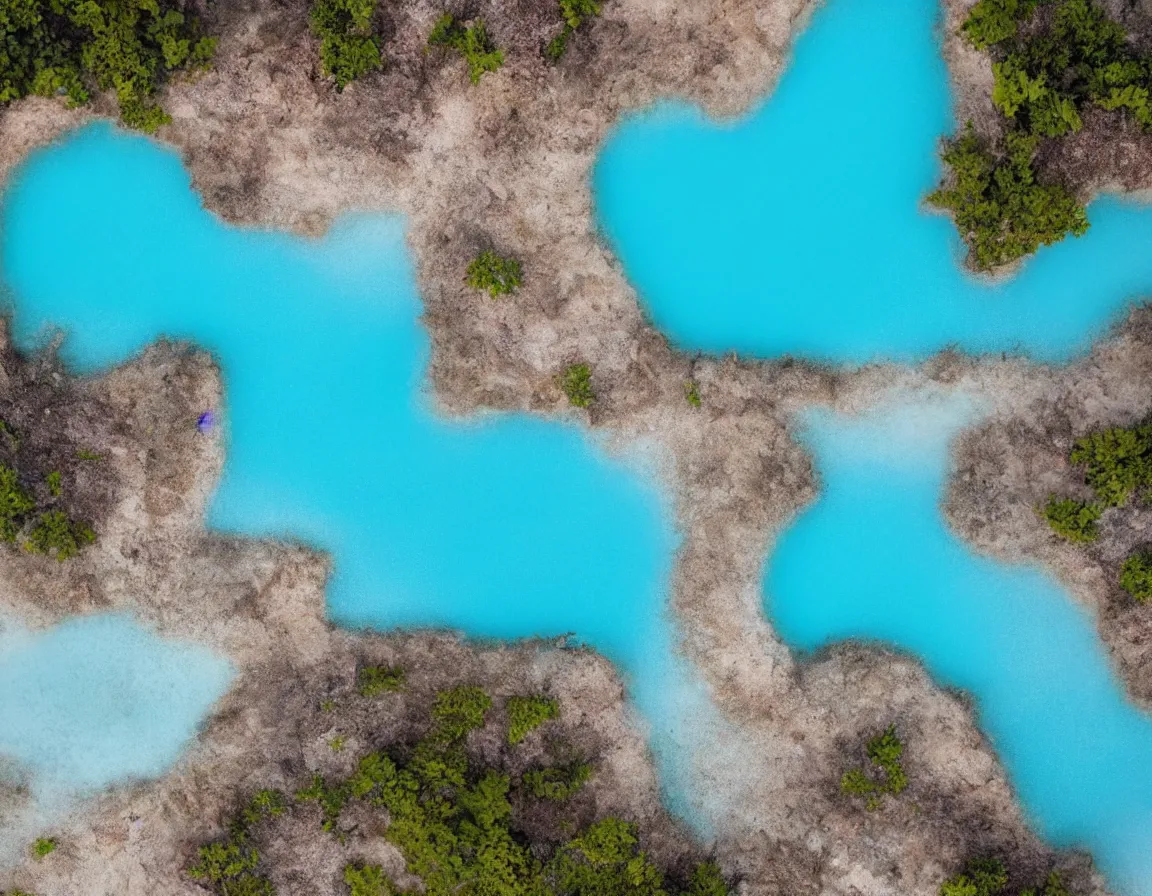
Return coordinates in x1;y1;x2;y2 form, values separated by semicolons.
0;613;233;795
767;400;1152;895
594;0;1152;362
0;123;682;800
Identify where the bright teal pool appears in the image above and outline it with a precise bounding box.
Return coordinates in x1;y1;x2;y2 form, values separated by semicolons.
594;0;1152;362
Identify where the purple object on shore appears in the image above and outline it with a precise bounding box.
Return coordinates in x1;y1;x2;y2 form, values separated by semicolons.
196;410;215;434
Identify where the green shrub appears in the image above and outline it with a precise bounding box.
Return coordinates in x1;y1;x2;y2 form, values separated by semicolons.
466;251;523;297
507;695;560;744
0;466;35;542
1042;496;1101;542
344;862;394;896
31;837;56;859
523;761;592;800
310;0;383;90
24;510;95;560
684;380;702;408
1120;550;1152;602
687;862;729;896
431;685;492;741
358;664;406;697
545;0;603;60
545;817;665;896
0;0;216;131
560;363;595;408
940;858;1009;896
840;725;907;810
45;471;62;498
962;0;1036;49
296;774;351;832
1070;424;1152;506
1021;873;1072;896
428;14;504;83
928;126;1088;270
188;790;281;896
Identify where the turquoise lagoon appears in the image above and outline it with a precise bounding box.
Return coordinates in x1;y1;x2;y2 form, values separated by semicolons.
594;0;1152;362
767;401;1152;895
0;124;693;810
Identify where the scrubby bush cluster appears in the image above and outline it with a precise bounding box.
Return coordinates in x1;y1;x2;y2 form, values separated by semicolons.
31;837;56;859
0;463;93;561
428;14;504;83
936;0;1152;267
357;663;406;696
506;694;559;744
560;364;595;408
968;0;1152;136
0;0;215;131
1042;420;1152;604
466;251;523;297
940;857;1070;896
193;678;730;896
1041;495;1100;542
544;0;602;62
310;0;383;90
188;788;285;896
928;126;1087;270
840;724;907;810
1119;549;1152;602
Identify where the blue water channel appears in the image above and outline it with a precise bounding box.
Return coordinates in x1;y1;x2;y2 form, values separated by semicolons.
594;0;1152;363
767;401;1152;895
0;123;687;812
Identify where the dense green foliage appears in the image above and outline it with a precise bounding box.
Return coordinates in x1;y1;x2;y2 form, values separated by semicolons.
839;725;907;810
560;364;595;408
0;0;216;131
1069;423;1152;506
428;14;503;83
31;837;56;859
1041;495;1101;542
545;0;602;62
188;789;284;896
0;465;36;541
466;251;523;297
684;380;702;408
523;761;592;800
940;858;1010;896
45;471;61;497
358;664;407;696
344;862;392;896
0;461;93;559
928;126;1087;269
507;694;560;744
1043;421;1152;548
25;509;95;560
277;685;730;896
940;858;1069;896
962;0;1036;50
310;0;382;90
962;0;1152;136
1119;549;1152;602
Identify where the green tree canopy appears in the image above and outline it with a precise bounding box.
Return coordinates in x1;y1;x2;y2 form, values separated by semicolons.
1;0;216;131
